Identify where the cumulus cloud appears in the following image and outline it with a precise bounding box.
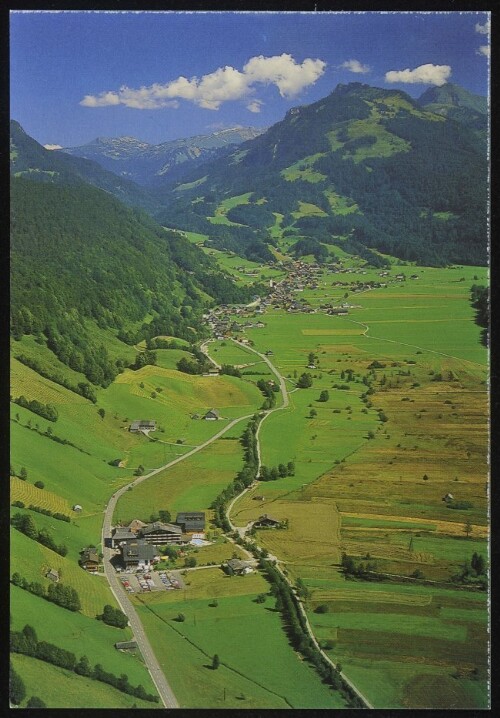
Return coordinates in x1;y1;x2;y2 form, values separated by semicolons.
44;144;62;150
475;18;490;35
340;59;371;74
477;45;490;58
246;99;264;113
385;63;451;86
80;53;326;111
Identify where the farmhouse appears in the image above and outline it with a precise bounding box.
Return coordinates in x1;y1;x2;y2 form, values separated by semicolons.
203;409;220;421
175;511;206;533
222;559;253;576
138;521;183;545
46;568;59;583
253;514;282;529
129;420;156;433
111;527;136;548
80;548;99;572
121;540;159;570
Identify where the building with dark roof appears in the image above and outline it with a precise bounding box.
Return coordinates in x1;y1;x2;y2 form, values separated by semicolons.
80;548;99;572
129;420;156;433
121;540;159;569
222;559;253;575
203;409;220;420
175;512;206;533
111;527;136;548
253;514;282;529
138;521;183;545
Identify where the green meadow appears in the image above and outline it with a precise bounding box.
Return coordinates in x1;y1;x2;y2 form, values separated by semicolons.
132;570;346;709
11;654;157;709
10;585;157;694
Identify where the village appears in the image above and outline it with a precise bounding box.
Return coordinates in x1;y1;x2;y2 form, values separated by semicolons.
204;257;416;341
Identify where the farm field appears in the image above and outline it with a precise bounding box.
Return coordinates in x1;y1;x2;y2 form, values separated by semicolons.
131;568;346;709
227;263;488;708
11;654;157;709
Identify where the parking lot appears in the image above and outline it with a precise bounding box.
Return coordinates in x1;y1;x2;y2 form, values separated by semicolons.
119;568;185;594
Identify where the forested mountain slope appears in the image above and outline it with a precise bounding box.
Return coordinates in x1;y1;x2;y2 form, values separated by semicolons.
155;82;487;266
10;177;260;387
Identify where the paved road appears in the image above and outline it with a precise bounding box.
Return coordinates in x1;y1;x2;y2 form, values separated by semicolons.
101;411;256;707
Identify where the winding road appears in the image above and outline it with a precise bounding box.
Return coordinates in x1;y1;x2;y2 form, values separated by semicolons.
101;411;257;707
100;336;371;709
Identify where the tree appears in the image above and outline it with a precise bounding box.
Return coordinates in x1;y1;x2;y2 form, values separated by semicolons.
318;390;330;402
184;556;197;568
255;593;267;604
176;613;186;622
26;696;47;708
297;372;313;388
308;352;316;366
464;519;473;538
309;408;317;418
19;466;28;481
158;509;171;523
286;461;295;476
211;654;220;670
9;661;26;706
34;481;45;489
98;408;105;420
75;654;92;677
471;552;486;575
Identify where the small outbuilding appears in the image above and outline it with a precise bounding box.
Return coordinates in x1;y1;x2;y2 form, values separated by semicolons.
46;568;60;583
115;641;137;651
72;504;82;512
442;493;454;503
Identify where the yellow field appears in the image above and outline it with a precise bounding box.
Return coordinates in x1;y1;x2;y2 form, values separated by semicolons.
11;476;72;514
340;512;487;539
115;365;256;410
10;357;88;406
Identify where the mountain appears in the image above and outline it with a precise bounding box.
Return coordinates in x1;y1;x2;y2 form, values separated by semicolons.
10;120;157;211
60;127;265;186
417;83;487;139
156;82;487;266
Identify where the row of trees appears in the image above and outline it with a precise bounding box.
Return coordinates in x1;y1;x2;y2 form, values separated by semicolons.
11;573;81;612
15;354;97;402
211;416;260;531
12;395;58;422
259;462;295;482
11;513;68;557
10;624;158;703
260;559;364;707
10;659;45;707
12;503;70;523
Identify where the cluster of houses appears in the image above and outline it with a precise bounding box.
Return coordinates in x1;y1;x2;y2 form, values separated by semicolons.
109;512;206;571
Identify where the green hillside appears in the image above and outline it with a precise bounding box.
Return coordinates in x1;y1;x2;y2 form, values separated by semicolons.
155;83;487;267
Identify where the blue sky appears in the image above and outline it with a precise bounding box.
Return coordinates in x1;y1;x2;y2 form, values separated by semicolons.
10;10;490;148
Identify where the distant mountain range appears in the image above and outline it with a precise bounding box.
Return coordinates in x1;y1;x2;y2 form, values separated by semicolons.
59;126;265;186
10;82;488;267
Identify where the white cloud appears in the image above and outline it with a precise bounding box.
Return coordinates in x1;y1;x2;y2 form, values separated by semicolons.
44;144;62;150
475;18;490;35
385;63;451;86
246;99;264;113
340;59;371;74
80;53;326;111
477;45;490;58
